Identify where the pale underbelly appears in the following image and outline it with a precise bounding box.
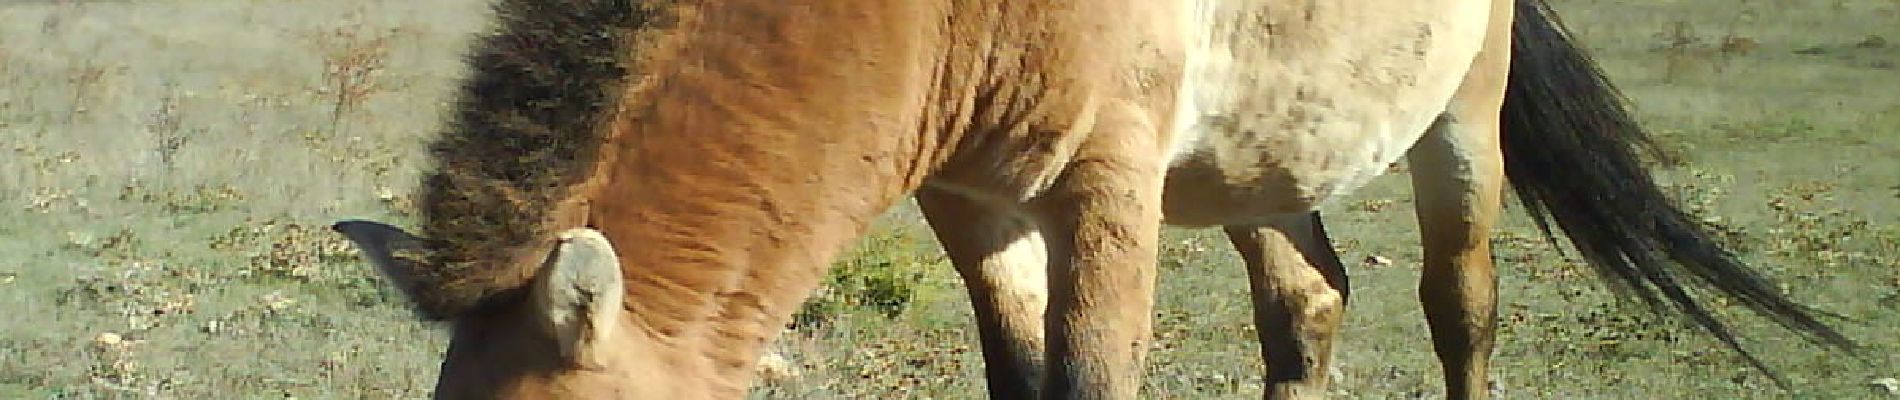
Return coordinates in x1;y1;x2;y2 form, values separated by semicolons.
1159;111;1443;226
1158;0;1491;226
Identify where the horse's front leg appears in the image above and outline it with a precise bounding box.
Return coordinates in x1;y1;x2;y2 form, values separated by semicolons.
1035;109;1169;400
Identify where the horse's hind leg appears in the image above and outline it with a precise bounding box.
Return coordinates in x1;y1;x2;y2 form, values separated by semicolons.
1409;2;1511;399
1224;212;1349;400
1408;112;1504;400
917;187;1049;398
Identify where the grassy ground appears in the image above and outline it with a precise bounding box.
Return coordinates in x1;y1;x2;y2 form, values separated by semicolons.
1;0;1894;398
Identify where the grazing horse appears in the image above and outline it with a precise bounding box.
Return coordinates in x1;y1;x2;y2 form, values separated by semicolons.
333;0;1855;399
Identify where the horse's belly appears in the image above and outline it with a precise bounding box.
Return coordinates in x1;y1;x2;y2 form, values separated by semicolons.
1160;0;1492;226
1161;125;1430;226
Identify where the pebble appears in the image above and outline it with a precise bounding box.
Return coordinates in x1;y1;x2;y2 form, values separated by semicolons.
1872;377;1899;396
756;351;799;382
1363;255;1393;268
94;332;123;347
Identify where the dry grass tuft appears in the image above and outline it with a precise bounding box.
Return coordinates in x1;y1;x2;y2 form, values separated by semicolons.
308;14;396;135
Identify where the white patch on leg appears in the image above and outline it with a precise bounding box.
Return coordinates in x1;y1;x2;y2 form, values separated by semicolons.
980;220;1050;323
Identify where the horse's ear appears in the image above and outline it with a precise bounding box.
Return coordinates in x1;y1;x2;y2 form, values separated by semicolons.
531;228;627;369
331;220;433;306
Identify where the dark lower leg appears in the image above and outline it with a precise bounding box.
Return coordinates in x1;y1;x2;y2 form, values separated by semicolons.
918;189;1048;398
1225;212;1349;400
1417;250;1497;400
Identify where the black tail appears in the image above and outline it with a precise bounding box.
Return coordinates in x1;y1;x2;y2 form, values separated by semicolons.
1501;0;1858;386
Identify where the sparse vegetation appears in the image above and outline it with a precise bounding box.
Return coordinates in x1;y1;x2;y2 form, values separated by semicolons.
2;0;1896;399
308;13;397;136
793;225;944;329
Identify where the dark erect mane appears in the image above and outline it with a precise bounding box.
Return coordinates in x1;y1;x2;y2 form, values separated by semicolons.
400;0;667;319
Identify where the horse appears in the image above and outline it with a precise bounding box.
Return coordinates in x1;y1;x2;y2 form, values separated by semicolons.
332;0;1855;398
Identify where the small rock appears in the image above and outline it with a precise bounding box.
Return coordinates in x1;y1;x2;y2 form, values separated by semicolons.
755;351;799;383
64;231;94;247
1363;255;1393;268
1871;377;1899;395
91;332;138;350
93;332;123;347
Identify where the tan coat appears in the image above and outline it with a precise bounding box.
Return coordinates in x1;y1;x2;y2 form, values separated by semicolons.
336;0;1852;398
